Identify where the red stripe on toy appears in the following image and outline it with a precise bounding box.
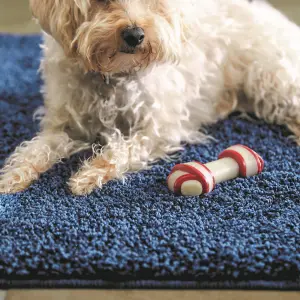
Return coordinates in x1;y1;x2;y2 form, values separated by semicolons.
258;156;264;172
171;163;210;193
174;174;197;194
194;161;216;190
218;149;247;177
236;144;264;173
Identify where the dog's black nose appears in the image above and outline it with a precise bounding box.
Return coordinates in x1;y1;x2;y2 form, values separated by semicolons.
122;27;145;48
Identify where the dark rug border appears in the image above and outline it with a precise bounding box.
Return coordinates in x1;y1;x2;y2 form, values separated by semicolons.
1;279;300;290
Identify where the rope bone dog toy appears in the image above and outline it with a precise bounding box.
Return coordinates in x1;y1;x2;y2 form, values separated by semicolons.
167;145;264;196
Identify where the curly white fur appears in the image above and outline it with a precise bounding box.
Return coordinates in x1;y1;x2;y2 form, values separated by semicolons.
1;0;299;195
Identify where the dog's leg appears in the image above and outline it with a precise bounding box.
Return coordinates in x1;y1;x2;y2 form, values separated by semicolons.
215;90;239;119
68;131;171;195
243;62;300;144
0;132;88;194
236;3;300;144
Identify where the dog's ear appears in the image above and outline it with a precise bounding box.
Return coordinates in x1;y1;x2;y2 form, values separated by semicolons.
29;0;87;55
29;0;53;34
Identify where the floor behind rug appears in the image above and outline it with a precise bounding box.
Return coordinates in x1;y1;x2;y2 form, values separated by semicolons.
3;291;300;300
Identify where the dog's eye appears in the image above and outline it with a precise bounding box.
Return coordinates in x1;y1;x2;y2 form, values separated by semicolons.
95;0;112;6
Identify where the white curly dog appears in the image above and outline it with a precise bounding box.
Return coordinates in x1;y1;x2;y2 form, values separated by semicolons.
1;0;299;195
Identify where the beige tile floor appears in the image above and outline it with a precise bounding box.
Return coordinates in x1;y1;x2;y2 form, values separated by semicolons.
1;0;300;299
0;0;300;34
3;290;300;300
0;0;39;34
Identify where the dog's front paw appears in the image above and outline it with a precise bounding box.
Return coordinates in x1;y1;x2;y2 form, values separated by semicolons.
0;165;38;194
68;172;99;196
68;158;117;195
287;122;300;146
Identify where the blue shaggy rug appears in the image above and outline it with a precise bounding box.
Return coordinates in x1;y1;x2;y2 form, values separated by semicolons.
0;35;300;290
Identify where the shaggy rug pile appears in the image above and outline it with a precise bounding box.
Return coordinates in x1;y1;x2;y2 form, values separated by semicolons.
0;35;299;289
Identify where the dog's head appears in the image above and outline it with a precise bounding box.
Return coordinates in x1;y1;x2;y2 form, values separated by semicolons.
30;0;188;74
